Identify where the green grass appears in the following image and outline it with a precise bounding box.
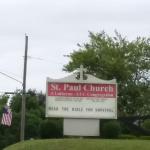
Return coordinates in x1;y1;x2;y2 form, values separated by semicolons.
4;139;150;150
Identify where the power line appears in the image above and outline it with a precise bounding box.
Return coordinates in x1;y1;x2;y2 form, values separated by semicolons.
0;71;22;84
27;55;44;60
26;55;68;65
0;69;22;79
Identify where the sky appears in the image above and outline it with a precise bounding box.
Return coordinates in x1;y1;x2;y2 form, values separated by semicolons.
0;0;150;93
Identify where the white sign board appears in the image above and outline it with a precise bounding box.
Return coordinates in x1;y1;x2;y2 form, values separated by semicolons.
46;73;117;119
64;119;100;136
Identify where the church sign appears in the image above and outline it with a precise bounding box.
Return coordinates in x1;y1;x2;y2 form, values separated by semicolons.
46;82;117;119
46;66;117;119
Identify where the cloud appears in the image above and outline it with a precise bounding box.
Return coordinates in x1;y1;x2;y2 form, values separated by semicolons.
0;0;150;92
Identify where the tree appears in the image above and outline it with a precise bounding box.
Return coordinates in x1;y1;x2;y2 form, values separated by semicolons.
0;89;46;149
0;95;9;114
10;89;45;139
64;31;150;116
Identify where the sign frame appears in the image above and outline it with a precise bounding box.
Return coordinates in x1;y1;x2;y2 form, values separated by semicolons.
46;72;117;119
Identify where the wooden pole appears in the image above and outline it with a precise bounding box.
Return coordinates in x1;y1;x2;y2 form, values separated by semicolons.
20;35;28;141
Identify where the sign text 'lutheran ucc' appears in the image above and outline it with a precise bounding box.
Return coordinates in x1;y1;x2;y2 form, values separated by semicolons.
46;82;117;119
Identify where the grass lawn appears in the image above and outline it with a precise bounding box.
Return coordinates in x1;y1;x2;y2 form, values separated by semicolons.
4;139;150;150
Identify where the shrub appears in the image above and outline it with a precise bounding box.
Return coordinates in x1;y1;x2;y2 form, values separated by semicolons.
40;119;63;139
142;119;150;130
119;134;137;139
101;120;121;138
139;136;150;140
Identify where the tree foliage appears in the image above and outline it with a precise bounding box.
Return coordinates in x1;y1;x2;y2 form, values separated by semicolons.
64;31;150;116
0;89;64;149
0;90;46;149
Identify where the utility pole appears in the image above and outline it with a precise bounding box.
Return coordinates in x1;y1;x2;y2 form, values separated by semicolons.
20;35;28;141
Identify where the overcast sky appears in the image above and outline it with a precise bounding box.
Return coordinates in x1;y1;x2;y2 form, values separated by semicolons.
0;0;150;93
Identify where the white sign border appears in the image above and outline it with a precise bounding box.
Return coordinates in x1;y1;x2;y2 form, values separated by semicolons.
46;73;117;119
